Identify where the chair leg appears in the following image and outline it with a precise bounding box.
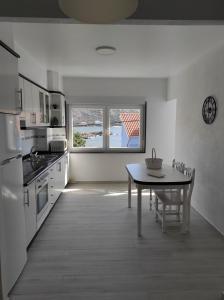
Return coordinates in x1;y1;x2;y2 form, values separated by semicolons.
177;203;181;222
149;188;153;211
155;196;159;222
162;204;166;233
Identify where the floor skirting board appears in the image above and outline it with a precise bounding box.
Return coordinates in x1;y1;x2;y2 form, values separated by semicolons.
192;203;224;237
68;180;128;184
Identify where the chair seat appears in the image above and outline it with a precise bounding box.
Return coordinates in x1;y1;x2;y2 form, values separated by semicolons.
155;190;183;205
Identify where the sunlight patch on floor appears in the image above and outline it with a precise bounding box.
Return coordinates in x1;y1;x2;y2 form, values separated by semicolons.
103;189;155;197
104;192;128;197
62;188;81;193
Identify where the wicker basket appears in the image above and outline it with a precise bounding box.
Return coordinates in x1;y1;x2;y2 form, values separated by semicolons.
145;148;163;170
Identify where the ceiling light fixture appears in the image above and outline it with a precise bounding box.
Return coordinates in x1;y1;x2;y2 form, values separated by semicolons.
58;0;139;24
96;46;116;55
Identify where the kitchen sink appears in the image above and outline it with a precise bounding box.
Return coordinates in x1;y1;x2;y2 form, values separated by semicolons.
25;154;58;163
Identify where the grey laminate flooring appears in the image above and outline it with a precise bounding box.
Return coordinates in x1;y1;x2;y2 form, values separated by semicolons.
10;183;224;300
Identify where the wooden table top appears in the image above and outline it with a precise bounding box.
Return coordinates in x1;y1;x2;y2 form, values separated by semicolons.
126;163;191;186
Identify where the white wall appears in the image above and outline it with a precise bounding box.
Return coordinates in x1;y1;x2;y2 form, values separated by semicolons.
0;22;14;49
168;44;224;235
15;42;48;88
64;77;176;182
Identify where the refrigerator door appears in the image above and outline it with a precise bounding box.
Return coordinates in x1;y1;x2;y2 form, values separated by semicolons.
0;155;27;297
0;44;21;114
0;114;22;161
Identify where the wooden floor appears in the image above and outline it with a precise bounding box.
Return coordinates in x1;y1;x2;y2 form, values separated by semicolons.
10;183;224;300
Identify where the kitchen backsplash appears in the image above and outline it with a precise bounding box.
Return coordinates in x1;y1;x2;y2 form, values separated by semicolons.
20;130;36;156
21;128;66;155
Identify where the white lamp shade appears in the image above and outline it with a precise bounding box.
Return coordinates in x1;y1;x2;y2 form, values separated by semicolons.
58;0;139;24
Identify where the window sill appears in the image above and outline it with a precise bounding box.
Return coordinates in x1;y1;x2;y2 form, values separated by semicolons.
69;149;146;154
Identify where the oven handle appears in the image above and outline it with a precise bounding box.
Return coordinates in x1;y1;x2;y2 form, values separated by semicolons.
37;179;48;191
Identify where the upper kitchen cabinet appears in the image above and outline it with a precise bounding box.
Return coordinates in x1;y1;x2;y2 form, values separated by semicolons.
0;41;22;114
21;78;37;127
50;93;66;127
19;76;50;128
38;88;50;126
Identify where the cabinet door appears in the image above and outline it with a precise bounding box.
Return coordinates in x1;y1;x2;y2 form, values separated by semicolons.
61;96;66;126
64;154;69;186
39;89;45;124
32;85;40;126
19;77;25;121
45;92;50;125
50;94;66;126
23;80;36;126
49;165;58;205
24;182;37;246
57;159;65;190
0;45;20;114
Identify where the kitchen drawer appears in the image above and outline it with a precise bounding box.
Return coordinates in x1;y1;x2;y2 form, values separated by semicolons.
49;188;60;205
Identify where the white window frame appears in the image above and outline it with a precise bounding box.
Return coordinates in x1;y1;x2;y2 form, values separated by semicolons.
69;103;146;153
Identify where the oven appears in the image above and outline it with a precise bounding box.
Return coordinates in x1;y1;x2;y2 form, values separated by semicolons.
36;171;50;229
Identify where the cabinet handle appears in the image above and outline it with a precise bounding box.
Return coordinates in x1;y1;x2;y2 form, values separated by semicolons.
24;190;30;207
58;162;62;172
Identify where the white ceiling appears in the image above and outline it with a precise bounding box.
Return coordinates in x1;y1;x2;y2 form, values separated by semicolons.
12;23;224;78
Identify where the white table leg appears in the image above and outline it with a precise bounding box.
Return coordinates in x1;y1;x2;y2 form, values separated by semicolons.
128;175;132;208
182;185;188;233
137;184;142;237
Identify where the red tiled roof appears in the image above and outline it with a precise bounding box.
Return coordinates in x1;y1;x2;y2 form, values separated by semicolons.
120;112;140;137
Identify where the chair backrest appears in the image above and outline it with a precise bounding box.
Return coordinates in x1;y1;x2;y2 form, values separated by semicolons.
172;159;185;174
184;167;195;199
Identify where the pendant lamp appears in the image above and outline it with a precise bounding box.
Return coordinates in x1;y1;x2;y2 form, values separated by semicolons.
58;0;139;24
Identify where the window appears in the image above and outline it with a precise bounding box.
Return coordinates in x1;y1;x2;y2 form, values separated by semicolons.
69;104;146;153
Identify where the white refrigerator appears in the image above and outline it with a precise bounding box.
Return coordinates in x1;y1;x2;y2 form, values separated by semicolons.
0;113;27;299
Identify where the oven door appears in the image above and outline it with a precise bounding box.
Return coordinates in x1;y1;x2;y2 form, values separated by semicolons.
36;175;50;229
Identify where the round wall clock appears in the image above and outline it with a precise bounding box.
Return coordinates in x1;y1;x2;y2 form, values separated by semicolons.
202;96;217;124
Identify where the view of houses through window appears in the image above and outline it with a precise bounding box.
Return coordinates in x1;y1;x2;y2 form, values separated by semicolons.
70;105;145;152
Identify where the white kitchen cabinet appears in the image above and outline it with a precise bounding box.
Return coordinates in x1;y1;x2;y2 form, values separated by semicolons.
21;78;37;127
49;155;67;207
19;77;51;128
23;182;36;246
56;158;65;191
49;163;60;206
64;153;70;186
32;84;41;126
50;93;66;127
19;76;25;121
0;42;21;114
39;89;50;126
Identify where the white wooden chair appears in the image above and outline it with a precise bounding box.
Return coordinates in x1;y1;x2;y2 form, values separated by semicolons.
155;166;195;233
149;159;185;211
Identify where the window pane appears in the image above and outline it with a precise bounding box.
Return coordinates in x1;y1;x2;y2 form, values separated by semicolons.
72;108;103;148
109;109;141;148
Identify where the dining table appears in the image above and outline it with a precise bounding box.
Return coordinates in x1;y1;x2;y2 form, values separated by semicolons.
126;163;192;237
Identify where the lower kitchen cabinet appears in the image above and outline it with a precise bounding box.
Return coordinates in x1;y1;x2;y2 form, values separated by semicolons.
24;153;69;247
49;163;60;205
64;153;70;186
49;155;67;207
23;182;36;247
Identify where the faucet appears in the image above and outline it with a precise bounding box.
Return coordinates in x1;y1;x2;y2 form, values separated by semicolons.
30;146;38;160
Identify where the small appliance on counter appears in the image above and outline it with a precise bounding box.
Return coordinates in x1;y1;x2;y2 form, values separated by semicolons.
49;139;67;152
